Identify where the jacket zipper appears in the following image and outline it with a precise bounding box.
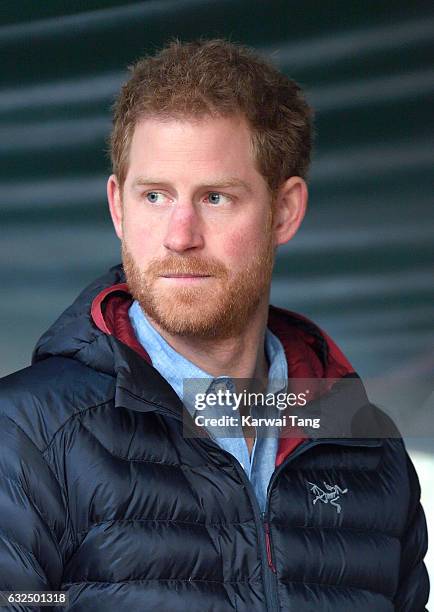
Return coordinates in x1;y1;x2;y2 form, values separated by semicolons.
263;516;276;573
262;511;279;612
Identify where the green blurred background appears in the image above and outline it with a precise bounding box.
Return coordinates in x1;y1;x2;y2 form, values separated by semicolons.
1;0;433;599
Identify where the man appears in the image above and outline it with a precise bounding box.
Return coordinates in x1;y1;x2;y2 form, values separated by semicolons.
0;39;429;611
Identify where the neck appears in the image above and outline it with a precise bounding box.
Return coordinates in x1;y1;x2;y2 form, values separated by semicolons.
146;298;270;381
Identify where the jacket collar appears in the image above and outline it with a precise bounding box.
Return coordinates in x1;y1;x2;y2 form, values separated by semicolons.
89;276;383;463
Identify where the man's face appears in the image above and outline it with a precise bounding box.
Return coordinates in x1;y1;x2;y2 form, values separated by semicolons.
110;114;277;339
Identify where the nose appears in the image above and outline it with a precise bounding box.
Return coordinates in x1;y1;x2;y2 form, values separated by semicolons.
163;201;204;253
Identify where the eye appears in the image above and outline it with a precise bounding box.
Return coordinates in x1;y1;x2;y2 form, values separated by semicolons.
145;191;165;204
206;192;230;206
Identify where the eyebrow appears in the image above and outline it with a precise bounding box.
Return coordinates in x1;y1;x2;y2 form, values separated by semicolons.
131;177;252;193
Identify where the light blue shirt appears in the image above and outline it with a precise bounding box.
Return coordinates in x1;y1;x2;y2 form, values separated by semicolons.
128;299;288;512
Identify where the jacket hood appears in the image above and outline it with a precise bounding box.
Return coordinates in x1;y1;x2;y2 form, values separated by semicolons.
33;264;127;374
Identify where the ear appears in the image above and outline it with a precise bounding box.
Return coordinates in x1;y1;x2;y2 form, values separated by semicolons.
107;174;123;240
273;176;308;247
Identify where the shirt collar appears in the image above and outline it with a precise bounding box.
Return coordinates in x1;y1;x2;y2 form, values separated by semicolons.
128;299;288;415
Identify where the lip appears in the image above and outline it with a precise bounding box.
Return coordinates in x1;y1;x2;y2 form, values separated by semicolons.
159;274;212;284
161;274;211;278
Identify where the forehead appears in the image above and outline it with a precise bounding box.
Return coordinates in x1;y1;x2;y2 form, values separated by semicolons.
126;114;260;181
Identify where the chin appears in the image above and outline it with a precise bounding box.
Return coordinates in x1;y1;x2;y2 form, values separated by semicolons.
144;295;227;337
142;286;262;340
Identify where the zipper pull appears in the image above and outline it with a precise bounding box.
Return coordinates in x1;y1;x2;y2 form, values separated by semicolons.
263;515;276;574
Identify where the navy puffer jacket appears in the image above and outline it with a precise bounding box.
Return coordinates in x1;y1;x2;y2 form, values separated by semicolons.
0;265;429;611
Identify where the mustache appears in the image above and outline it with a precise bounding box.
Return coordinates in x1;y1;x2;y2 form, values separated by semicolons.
145;255;227;277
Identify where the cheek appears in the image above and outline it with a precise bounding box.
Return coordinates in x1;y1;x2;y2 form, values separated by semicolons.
223;228;259;260
122;226;153;266
123;210;162;257
224;229;244;259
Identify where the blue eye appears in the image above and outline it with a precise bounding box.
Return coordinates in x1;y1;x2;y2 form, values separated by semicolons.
207;192;230;205
146;192;161;204
208;193;221;205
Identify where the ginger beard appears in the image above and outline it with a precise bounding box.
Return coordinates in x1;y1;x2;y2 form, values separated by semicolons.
122;211;275;340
